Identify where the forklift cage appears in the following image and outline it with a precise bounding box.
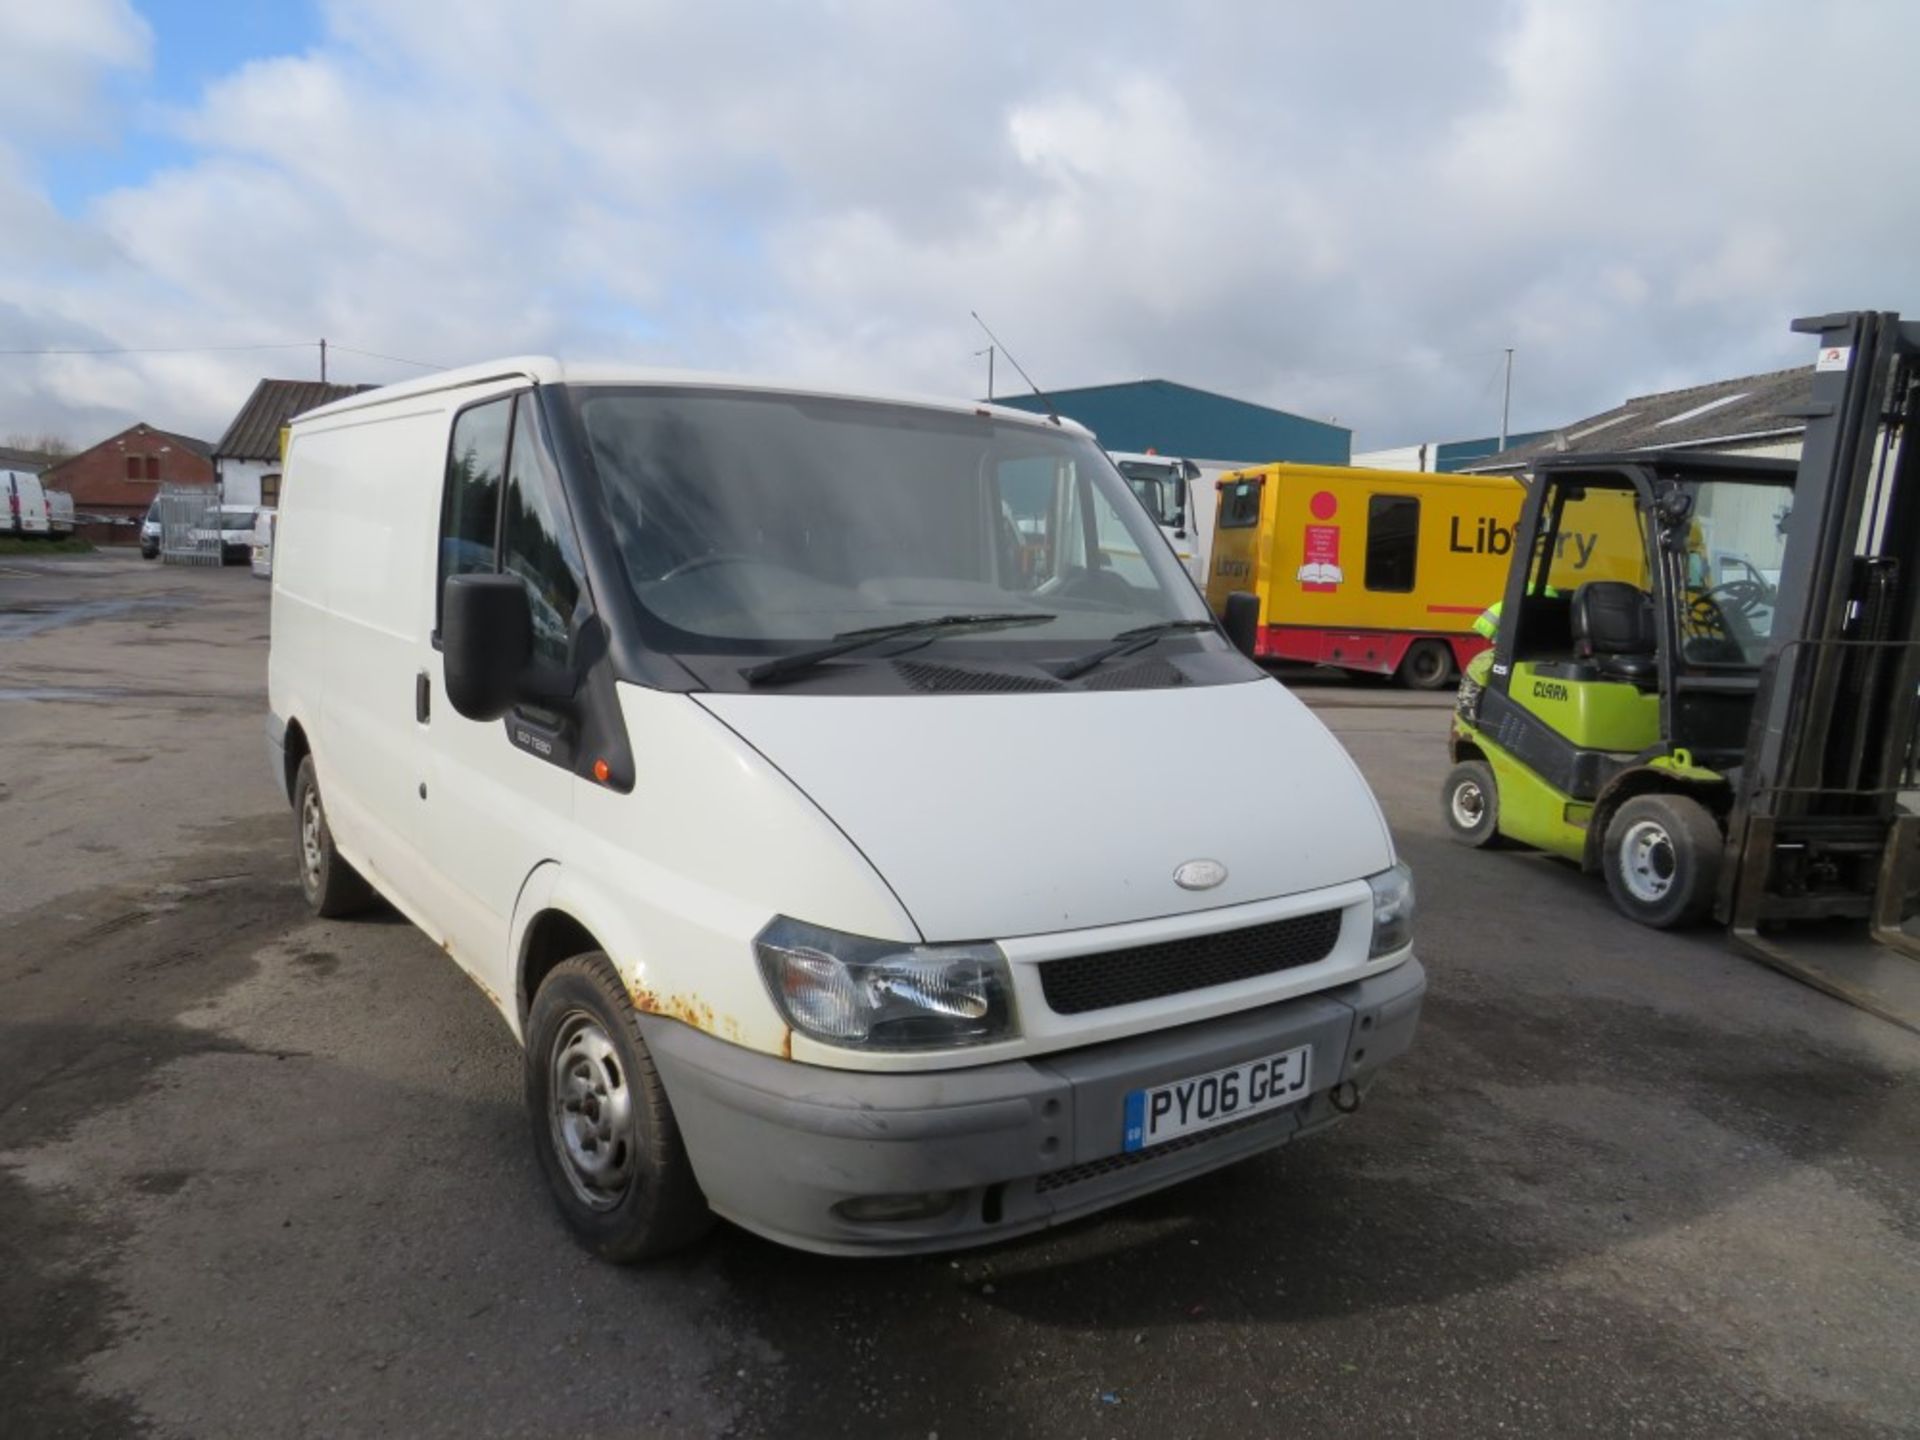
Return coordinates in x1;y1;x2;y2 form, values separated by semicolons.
1722;312;1920;1008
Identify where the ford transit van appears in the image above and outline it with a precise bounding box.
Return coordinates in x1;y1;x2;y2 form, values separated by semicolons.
266;359;1425;1260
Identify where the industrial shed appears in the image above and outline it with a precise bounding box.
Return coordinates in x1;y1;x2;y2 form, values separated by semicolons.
1461;367;1813;474
991;379;1349;466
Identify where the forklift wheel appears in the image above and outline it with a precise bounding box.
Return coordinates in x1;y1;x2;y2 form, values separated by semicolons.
1442;760;1503;848
1399;640;1455;691
1602;793;1721;929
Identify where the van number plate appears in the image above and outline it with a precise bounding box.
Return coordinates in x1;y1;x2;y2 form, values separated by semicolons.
1122;1045;1312;1152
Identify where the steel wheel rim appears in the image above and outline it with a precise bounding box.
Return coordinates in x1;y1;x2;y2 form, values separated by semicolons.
547;1011;637;1211
1451;779;1486;831
299;788;324;889
1620;819;1677;903
1411;647;1446;684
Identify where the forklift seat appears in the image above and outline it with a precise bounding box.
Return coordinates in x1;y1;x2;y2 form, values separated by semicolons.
1571;581;1658;684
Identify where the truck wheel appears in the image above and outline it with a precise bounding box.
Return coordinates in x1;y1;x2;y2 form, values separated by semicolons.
1602;793;1722;929
292;756;375;917
1442;759;1503;848
525;954;713;1263
1399;640;1454;691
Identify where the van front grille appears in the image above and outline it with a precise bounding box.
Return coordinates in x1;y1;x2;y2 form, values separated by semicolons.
1038;909;1344;1015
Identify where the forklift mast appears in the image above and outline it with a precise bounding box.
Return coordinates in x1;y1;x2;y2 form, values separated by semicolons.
1724;311;1920;944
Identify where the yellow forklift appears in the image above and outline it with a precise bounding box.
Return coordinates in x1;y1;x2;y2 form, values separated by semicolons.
1443;310;1919;1023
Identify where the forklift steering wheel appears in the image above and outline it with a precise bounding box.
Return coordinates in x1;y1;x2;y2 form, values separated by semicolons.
1704;579;1772;618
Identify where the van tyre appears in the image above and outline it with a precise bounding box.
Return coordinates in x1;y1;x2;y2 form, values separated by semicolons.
293;756;375;917
1399;640;1454;691
525;954;712;1263
1442;759;1503;848
1602;793;1722;929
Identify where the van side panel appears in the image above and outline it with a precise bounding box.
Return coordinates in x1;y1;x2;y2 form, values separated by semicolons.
291;405;447;908
268;434;325;781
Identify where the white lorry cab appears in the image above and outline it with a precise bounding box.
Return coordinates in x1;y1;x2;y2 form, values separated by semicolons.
1108;451;1228;585
267;359;1424;1260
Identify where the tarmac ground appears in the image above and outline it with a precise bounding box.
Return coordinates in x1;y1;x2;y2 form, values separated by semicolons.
2;554;1916;1438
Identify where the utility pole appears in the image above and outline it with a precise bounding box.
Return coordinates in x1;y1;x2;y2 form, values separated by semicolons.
319;337;328;383
974;345;995;400
1499;346;1513;451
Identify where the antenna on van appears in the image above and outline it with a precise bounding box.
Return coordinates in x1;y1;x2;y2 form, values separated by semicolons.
970;312;1061;425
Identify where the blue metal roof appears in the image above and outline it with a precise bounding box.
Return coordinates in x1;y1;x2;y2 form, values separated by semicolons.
1433;431;1550;472
991;379;1349;465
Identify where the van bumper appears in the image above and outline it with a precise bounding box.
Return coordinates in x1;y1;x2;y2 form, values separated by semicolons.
640;956;1425;1256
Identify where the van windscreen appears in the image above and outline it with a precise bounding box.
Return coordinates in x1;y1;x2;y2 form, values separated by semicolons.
571;388;1208;655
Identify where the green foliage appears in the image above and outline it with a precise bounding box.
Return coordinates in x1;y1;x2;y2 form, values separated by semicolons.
0;535;94;555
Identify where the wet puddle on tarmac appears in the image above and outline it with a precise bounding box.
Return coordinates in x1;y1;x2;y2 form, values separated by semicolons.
0;596;186;640
0;687;130;702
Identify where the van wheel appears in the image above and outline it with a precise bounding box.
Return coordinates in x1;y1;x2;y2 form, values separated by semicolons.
293;756;375;917
1399;640;1454;690
1442;760;1504;848
1602;793;1722;929
525;954;713;1263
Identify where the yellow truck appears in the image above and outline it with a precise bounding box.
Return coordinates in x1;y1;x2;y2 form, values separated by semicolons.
1204;464;1533;688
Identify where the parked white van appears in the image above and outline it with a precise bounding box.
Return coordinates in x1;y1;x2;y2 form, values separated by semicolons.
3;469;50;537
267;359;1424;1260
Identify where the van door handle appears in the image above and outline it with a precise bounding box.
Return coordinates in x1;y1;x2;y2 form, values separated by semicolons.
415;671;431;724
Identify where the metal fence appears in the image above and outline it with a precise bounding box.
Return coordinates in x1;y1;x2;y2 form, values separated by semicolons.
159;485;220;565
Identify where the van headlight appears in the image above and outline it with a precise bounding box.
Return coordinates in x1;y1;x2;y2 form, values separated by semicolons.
753;917;1016;1051
1366;863;1415;957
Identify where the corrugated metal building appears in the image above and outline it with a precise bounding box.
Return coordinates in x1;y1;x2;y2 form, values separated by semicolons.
1461;368;1813;474
991;379;1349;465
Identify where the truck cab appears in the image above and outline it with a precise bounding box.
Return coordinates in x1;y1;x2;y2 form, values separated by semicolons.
1110;451;1212;583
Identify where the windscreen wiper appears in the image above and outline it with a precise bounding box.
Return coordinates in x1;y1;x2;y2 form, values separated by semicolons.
1052;619;1217;681
742;612;1057;685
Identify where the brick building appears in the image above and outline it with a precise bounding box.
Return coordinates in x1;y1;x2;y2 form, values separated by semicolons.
41;423;214;544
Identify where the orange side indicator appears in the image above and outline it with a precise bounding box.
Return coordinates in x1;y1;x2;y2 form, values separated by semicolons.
592;758;611;784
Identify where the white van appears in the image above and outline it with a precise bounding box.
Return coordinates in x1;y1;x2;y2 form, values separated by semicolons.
267;359;1424;1260
45;488;75;536
3;469;50;536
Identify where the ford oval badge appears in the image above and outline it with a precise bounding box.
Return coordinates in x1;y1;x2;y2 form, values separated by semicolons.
1174;859;1227;891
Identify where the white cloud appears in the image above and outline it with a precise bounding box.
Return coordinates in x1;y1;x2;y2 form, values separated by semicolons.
0;0;149;137
1;0;1918;451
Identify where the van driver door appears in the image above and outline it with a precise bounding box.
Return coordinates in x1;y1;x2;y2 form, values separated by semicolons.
415;389;585;1005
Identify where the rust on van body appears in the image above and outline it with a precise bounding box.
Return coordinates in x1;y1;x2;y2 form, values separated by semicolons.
629;983;746;1045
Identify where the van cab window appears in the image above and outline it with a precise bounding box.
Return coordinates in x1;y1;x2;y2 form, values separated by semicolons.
502;394;587;668
574;389;1210;678
439;398;510;618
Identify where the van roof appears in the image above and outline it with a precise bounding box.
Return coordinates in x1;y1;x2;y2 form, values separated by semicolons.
293;356;1091;437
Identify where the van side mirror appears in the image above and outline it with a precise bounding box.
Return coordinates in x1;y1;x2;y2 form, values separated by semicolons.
1223;590;1260;660
443;574;534;721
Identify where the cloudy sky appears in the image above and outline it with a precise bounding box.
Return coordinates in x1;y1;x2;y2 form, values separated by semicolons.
3;0;1918;452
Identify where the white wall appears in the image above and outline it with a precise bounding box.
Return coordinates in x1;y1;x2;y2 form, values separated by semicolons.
1351;444;1432;472
216;458;273;508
